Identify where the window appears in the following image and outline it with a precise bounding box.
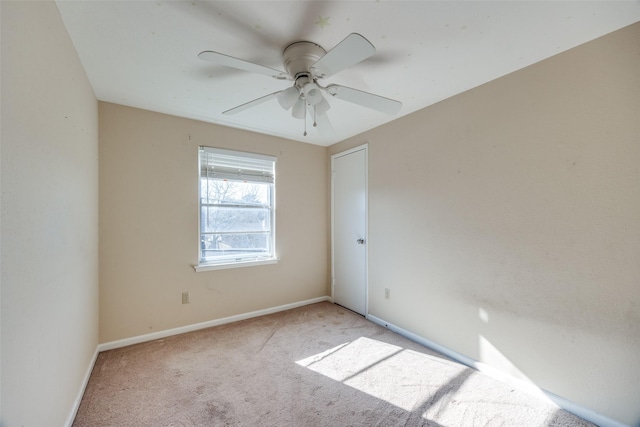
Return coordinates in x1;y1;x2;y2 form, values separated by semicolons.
196;147;276;271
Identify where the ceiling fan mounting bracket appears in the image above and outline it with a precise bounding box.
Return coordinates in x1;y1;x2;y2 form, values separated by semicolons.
282;41;326;79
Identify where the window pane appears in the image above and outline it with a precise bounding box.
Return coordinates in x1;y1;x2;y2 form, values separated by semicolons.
200;179;270;207
201;206;271;233
201;233;270;259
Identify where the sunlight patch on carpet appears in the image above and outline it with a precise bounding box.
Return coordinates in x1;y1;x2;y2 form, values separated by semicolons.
296;337;468;411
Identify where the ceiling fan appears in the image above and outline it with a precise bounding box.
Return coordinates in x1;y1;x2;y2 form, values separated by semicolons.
198;33;402;137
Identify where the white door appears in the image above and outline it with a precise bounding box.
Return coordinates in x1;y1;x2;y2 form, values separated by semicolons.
332;145;367;315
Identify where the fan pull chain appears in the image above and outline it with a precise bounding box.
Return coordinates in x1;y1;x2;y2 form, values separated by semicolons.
313;105;318;128
303;106;307;136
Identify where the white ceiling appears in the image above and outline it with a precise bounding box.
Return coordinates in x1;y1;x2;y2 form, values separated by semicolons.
56;1;640;146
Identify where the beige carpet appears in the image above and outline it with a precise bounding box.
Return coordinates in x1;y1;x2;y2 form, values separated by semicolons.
73;302;595;426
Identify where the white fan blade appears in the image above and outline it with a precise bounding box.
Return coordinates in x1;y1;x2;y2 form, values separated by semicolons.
309;101;336;138
308;99;334;137
292;98;306;119
326;84;402;115
316;96;331;116
277;86;300;110
313;110;335;138
311;33;375;79
222;91;282;115
198;51;288;80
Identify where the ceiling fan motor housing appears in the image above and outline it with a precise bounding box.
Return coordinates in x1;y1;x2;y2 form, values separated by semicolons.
283;41;326;80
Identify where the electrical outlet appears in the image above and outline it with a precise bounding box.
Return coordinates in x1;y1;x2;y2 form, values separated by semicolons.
182;292;190;304
384;288;390;300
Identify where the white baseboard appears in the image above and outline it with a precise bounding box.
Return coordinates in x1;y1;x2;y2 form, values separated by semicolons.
98;296;331;352
366;314;628;427
65;346;100;427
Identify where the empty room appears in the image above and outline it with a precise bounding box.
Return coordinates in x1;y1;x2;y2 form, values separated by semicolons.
1;1;639;426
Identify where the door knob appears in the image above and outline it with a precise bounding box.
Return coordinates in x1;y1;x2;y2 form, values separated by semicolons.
356;238;365;245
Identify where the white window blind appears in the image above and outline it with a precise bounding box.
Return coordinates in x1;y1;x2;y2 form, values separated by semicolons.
198;147;277;269
200;147;275;183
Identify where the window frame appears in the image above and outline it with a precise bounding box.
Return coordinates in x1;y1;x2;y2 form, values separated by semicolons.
195;146;277;272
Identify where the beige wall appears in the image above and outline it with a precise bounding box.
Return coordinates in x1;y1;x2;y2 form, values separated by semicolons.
98;103;329;343
1;2;99;425
330;22;640;426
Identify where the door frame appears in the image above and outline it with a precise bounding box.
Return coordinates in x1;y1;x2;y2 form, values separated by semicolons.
331;143;368;315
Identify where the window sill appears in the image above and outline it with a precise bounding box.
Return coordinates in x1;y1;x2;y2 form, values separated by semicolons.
193;258;279;272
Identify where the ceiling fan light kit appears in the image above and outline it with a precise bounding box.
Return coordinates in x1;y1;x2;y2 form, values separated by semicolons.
198;33;403;137
277;86;299;110
292;98;307;120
